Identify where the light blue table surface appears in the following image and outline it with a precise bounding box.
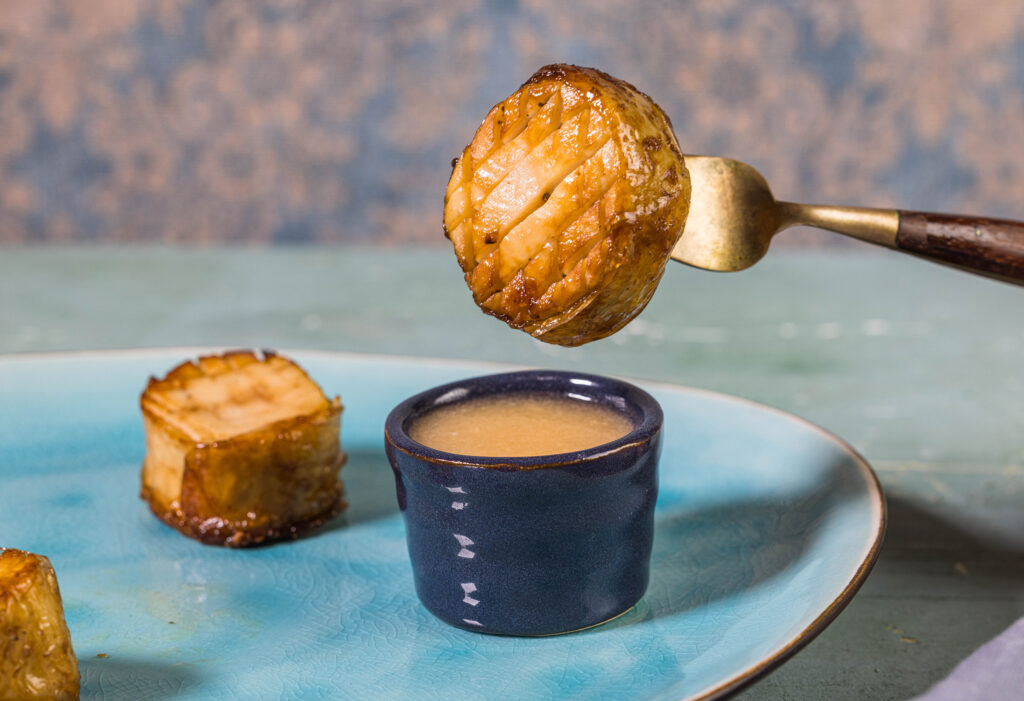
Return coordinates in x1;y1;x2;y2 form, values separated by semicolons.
2;246;1023;699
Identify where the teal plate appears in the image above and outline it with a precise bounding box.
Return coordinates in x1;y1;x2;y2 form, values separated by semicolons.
0;350;884;700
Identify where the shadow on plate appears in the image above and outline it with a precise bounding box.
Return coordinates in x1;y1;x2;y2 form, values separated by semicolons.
598;454;863;633
80;656;202;700
319;449;400;532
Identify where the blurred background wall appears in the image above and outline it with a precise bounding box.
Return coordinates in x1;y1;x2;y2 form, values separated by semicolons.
0;0;1022;246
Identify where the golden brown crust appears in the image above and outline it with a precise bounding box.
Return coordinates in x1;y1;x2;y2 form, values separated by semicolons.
444;64;690;346
0;550;80;700
139;350;346;547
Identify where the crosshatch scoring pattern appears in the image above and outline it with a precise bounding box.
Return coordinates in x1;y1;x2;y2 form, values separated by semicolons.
1;0;1022;245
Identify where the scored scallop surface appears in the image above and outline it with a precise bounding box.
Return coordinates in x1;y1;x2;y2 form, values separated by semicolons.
444;64;691;346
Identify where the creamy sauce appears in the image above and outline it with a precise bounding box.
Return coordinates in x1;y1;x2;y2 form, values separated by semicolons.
409;393;633;457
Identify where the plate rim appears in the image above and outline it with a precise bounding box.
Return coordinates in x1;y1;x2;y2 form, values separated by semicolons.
0;347;886;700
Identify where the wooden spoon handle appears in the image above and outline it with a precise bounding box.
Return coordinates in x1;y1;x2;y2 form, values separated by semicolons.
896;211;1024;283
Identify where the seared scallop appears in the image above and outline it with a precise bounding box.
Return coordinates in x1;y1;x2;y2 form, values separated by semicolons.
140;350;346;547
444;64;690;346
0;549;80;701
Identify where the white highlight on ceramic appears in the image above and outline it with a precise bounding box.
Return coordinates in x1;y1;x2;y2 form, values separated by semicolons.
436;388;470;404
461;583;479;606
463;619;483;626
445;486;467;494
452;501;466;510
454;533;475;559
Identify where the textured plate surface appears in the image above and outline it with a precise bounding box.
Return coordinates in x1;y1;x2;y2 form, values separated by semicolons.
0;350;884;700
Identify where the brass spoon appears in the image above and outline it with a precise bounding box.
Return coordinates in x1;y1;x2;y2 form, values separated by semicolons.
673;155;1024;283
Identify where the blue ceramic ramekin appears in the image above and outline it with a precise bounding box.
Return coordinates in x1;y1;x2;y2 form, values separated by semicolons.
384;369;662;636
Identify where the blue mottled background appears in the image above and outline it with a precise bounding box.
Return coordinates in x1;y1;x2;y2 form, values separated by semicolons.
0;0;1022;245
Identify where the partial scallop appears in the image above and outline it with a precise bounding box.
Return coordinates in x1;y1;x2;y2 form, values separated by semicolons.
444;64;690;346
0;549;80;701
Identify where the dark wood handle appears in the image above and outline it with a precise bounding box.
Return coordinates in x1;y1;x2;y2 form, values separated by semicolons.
896;211;1024;284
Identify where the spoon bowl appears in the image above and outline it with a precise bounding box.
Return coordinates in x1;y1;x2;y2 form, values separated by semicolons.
671;156;781;272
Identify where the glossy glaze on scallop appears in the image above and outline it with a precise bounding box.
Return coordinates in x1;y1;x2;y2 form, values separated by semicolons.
0;549;80;700
140;350;346;547
444;64;690;346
